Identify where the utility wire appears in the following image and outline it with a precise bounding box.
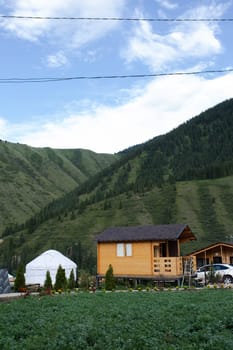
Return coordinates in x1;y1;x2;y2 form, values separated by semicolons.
0;68;233;84
0;15;233;22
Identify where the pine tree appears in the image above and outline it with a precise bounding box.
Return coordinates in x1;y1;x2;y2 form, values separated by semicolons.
14;263;26;292
44;270;53;290
105;264;115;290
54;265;67;291
68;269;76;290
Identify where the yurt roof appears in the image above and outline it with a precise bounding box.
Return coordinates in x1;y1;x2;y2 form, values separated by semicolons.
26;249;77;269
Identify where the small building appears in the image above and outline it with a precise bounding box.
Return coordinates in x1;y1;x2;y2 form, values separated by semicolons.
96;224;196;284
25;249;77;286
187;242;233;268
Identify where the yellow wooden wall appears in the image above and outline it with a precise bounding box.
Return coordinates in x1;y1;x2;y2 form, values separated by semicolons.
97;241;153;276
194;247;233;265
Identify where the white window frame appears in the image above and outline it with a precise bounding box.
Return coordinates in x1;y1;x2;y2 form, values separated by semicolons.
116;243;132;257
125;243;132;256
117;243;124;257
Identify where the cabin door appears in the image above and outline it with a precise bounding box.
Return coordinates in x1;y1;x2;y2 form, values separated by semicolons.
213;256;222;263
160;243;167;257
153;245;159;257
153;243;167;257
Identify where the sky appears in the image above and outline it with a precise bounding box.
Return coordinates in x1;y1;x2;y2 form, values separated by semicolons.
0;0;233;154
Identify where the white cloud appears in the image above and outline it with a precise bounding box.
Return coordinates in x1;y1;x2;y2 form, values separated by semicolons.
122;2;227;71
184;1;231;20
46;51;68;68
1;1;232;153
7;72;233;153
0;0;126;45
123;20;221;71
0;118;7;137
154;0;178;10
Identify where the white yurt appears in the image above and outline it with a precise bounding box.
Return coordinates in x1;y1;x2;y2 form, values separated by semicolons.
25;249;77;286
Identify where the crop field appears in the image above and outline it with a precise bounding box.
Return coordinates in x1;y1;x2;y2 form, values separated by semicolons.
0;290;233;349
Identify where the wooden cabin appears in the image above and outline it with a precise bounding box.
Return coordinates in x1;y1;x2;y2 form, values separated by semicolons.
187;242;233;268
96;224;196;284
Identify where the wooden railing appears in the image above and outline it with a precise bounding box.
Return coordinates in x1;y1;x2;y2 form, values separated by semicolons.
153;257;183;276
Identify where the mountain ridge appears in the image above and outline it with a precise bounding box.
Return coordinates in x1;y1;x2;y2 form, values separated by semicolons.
1;98;233;273
0;141;118;231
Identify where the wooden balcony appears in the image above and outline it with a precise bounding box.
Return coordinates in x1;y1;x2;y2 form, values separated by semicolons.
153;257;183;277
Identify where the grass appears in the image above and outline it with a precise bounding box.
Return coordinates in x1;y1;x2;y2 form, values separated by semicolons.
176;181;202;235
0;142;117;233
0;290;233;349
3;175;233;270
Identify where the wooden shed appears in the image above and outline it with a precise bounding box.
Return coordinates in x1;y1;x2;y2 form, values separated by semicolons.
187;242;233;268
96;224;196;283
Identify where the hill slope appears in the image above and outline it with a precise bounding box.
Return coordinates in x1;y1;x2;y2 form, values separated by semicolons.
1;98;233;273
0;141;117;231
2;176;233;274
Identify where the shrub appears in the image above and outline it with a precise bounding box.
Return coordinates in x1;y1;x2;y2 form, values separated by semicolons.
68;269;76;290
44;270;53;290
78;270;91;290
207;268;222;284
105;264;115;291
54;265;67;291
14;264;26;292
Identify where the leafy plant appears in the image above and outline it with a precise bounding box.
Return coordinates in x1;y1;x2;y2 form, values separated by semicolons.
54;265;67;291
105;264;115;291
207;268;222;284
0;290;233;349
14;263;25;292
44;270;53;290
78;269;91;290
68;269;76;290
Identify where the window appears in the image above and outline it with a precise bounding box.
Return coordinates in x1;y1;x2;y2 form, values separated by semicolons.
213;256;222;264
126;243;132;256
214;265;228;271
117;243;124;257
116;243;132;257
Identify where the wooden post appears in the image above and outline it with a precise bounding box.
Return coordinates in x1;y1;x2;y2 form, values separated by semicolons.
177;240;180;257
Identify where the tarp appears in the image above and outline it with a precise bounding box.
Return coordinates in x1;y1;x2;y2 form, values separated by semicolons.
0;269;11;294
25;249;77;286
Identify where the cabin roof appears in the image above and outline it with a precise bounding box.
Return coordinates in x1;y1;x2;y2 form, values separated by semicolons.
96;224;196;243
187;241;233;256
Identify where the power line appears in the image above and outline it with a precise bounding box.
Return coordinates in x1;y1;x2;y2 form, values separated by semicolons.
0;68;233;84
0;15;233;22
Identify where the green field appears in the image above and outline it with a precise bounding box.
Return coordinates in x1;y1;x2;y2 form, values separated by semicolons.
0;290;233;349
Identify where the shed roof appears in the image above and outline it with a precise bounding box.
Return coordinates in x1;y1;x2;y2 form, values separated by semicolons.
187;241;233;256
96;224;196;243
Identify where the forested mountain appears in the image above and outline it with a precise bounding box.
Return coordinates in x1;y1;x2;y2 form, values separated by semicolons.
1;98;233;274
121;97;233;186
0;142;117;231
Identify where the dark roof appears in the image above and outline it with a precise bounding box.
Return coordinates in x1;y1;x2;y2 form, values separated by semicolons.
96;224;195;242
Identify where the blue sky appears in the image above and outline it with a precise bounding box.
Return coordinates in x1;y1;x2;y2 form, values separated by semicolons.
0;0;233;153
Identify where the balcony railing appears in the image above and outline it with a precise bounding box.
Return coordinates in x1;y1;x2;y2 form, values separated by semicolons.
153;257;183;276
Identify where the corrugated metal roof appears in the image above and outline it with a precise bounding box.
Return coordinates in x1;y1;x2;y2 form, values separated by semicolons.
96;224;193;242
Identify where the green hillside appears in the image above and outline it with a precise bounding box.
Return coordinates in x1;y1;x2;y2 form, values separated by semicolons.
2;176;233;274
0;141;117;231
1;98;233;274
